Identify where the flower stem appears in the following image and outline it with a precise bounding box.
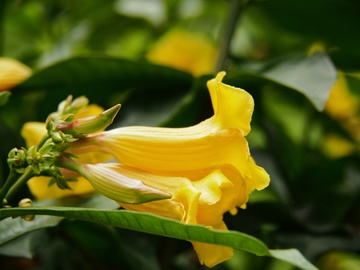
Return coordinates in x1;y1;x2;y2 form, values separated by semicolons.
55;153;82;174
215;0;247;72
3;166;35;204
0;169;19;207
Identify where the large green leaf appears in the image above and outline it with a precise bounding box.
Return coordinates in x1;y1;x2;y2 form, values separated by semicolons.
0;206;317;270
3;57;193;128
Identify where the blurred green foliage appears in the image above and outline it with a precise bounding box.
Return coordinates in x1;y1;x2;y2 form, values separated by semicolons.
1;0;360;269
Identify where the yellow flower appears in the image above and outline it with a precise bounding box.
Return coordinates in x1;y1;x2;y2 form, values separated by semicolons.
146;29;219;76
0;57;32;91
21;104;109;200
323;71;360;155
72;72;270;267
325;72;358;121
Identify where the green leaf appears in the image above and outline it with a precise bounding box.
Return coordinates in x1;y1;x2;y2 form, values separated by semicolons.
3;57;194;128
261;53;337;111
0;206;317;270
0;91;11;106
0;194;118;257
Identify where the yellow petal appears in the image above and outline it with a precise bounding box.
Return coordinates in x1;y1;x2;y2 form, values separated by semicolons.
0;58;32;91
191;222;233;268
116;164;200;222
193;169;234;205
207;71;254;134
192;241;233;268
246;156;270;193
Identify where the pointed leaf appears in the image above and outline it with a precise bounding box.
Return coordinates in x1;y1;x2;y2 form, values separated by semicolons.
0;206;317;269
261;53;337;110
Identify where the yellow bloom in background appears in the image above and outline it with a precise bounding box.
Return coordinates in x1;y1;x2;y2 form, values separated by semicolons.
146;29;219;76
323;71;360;156
325;72;358;121
72;72;270;267
21;104;108;200
0;57;32;91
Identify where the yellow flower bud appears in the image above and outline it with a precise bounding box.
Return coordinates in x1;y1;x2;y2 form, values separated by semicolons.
0;58;31;91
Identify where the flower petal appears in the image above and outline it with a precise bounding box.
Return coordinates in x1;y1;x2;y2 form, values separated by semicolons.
192;169;234;205
207;71;254;135
191;222;233;268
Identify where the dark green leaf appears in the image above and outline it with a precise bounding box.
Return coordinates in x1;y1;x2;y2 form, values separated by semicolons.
3;57;193;128
0;91;11;106
0;206;317;270
0;194;118;257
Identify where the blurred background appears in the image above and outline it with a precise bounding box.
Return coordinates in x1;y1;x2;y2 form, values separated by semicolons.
1;0;360;269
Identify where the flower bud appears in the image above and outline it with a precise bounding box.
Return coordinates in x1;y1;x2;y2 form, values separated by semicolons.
55;154;170;204
78;163;170;204
0;58;32;91
57;104;121;137
7;148;27;172
18;198;35;221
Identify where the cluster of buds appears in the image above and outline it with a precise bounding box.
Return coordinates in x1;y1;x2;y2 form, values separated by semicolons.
4;95;169;209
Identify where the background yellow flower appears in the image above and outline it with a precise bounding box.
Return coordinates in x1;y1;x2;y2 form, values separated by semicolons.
0;58;31;91
146;29;219;76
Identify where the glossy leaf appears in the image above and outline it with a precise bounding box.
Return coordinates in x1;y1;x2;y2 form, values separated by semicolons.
261;53;337;111
0;206;317;270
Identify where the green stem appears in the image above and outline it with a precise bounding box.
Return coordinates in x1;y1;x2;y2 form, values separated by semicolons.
37;135;51;150
0;169;19;206
4;166;35;203
55;153;82;174
0;0;7;55
215;0;246;73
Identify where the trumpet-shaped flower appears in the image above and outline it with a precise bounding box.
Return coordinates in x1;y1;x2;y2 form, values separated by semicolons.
0;57;32;91
146;29;219;76
21;104;110;200
71;72;270;267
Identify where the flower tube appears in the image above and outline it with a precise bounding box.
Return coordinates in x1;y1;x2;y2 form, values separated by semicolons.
72;72;269;193
68;72;270;267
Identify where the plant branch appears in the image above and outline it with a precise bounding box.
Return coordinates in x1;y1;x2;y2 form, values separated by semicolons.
0;169;19;206
215;0;246;73
3;166;35;203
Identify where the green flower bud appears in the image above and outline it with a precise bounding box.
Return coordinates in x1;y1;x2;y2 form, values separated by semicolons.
57;104;121;137
7;148;27;172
